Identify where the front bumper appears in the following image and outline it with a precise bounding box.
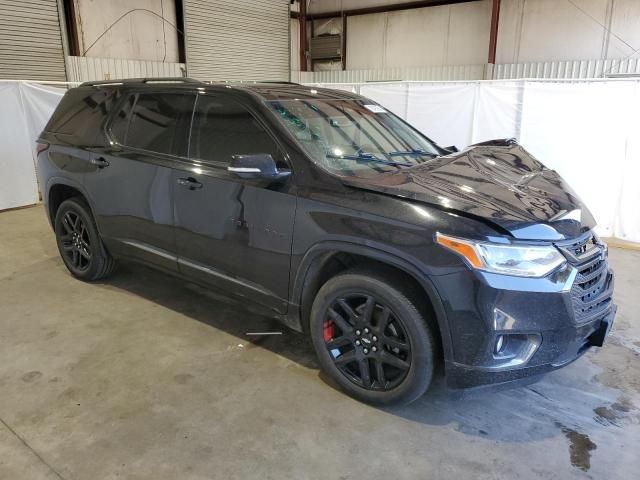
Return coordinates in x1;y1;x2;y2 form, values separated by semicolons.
432;233;616;389
444;304;616;389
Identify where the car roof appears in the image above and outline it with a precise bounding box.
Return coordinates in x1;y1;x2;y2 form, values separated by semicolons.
224;82;361;101
78;78;363;102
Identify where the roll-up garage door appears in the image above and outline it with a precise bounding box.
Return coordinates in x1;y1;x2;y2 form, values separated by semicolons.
183;0;289;82
0;0;66;81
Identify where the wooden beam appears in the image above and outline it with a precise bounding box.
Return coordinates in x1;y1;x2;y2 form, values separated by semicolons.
488;0;501;64
62;0;81;56
341;13;347;70
291;0;481;21
299;0;307;71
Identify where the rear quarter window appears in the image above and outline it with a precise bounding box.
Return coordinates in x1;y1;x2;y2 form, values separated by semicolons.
44;87;114;145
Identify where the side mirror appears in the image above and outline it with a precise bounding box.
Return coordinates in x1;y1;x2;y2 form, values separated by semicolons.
443;145;459;153
227;154;291;180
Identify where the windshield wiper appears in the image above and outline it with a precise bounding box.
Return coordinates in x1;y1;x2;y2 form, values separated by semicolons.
387;149;438;158
326;152;413;168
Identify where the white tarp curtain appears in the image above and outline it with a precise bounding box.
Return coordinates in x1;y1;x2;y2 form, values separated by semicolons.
0;81;64;210
315;79;640;243
1;79;639;243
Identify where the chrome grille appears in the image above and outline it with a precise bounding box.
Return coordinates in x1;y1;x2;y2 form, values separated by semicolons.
558;233;614;324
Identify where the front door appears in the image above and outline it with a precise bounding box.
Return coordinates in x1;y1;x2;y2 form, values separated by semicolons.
172;93;296;314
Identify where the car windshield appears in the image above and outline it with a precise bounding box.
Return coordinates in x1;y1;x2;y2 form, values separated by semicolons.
267;99;441;178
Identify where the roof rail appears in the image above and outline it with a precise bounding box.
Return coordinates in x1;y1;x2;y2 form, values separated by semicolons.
79;77;202;87
259;81;301;85
212;80;301;86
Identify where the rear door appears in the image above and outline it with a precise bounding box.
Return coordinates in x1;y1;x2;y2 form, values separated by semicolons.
85;90;196;271
172;92;297;314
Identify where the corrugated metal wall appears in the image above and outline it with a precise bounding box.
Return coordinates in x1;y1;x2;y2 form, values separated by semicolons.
66;56;186;82
492;58;640;80
293;58;640;84
183;0;290;81
298;64;488;84
0;0;66;81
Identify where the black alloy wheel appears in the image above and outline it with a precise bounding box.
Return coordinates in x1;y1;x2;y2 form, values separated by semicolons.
323;294;411;391
310;271;435;406
58;210;92;272
54;197;116;281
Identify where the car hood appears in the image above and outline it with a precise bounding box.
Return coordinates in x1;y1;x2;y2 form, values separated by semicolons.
342;141;595;241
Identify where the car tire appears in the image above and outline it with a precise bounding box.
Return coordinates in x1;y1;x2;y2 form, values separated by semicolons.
310;270;436;406
54;197;116;281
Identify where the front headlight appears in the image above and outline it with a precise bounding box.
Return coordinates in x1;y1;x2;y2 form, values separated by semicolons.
436;233;566;277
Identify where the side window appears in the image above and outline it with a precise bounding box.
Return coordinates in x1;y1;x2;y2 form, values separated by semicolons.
44;88;113;145
110;92;195;156
190;95;283;166
109;93;135;144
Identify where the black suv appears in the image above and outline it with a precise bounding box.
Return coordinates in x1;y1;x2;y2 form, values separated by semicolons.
37;78;616;405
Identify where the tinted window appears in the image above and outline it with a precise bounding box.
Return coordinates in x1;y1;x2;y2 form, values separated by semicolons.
45;88;113;145
111;93;195;156
190;95;282;165
109;93;135;144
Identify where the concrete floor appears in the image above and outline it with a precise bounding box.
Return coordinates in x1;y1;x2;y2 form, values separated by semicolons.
1;206;639;480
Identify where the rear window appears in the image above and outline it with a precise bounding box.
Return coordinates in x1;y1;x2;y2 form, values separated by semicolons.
44;88;112;145
109;92;195;156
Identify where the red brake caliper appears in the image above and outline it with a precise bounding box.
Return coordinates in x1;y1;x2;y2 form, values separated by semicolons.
323;320;335;342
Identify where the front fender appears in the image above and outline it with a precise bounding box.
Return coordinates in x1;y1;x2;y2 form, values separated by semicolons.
288;240;455;366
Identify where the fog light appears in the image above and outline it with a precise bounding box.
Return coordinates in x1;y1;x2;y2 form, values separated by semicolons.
489;333;542;369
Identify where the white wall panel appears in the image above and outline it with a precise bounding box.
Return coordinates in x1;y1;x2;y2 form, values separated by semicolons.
383;8;451;68
345;14;386;70
472;81;522;141
518;80;634;239
497;0;640;64
359;83;408;117
446;0;492;65
407;82;478;149
345;1;491;70
0;82;66;210
498;0;608;63
308;0;415;14
615;82;640;242
73;0;180;62
609;0;640;59
0;83;40;209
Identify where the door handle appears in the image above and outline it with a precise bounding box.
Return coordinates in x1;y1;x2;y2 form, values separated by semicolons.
177;177;203;190
90;156;110;168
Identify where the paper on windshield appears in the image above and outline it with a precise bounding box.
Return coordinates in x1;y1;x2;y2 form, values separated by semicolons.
364;104;386;113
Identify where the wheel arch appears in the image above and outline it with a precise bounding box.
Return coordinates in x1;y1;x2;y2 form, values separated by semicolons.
289;241;454;365
46;178;95;228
